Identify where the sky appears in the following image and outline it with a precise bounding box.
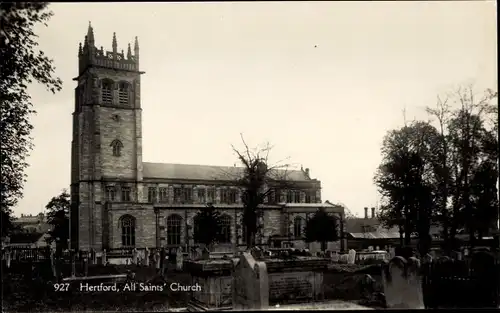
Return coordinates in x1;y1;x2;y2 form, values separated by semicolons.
17;1;497;217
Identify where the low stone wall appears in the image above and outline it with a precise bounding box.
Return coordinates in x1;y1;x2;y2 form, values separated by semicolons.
184;255;330;311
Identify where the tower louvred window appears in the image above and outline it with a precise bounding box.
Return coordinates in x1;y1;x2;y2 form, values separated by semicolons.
118;82;129;105
102;80;113;104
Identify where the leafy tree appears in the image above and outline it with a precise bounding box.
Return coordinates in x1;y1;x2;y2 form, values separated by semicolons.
305;208;338;251
375;121;440;252
444;87;498;247
230;134;295;249
193;204;223;250
1;3;62;238
45;190;70;252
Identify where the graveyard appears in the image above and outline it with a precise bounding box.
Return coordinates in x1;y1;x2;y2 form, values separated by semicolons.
2;244;499;311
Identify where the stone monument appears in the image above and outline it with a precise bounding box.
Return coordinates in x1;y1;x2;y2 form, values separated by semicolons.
382;256;424;309
232;252;269;310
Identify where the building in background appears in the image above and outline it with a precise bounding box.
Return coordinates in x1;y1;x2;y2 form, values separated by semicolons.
70;24;345;252
12;213;51;234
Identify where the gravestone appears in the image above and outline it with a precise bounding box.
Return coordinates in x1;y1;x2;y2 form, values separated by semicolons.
232;252;269;310
331;252;339;263
251;247;262;259
368;246;374;252
347;249;356;264
132;248;138;264
155;250;161;269
5;249;11;268
376;246;380;250
389;247;396;259
102;250;107;265
382;256;424;309
202;247;210;260
339;254;348;263
144;248;149;267
423;253;433;264
50;248;57;278
176;247;184;271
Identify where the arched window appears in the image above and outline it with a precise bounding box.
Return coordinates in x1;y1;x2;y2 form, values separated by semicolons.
110;139;123;157
120;215;136;247
167;214;182;245
294;216;303;238
101;79;113;104
118;82;129;105
219;214;231;243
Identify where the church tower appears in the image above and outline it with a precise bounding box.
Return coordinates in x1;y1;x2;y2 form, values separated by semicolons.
70;23;145;251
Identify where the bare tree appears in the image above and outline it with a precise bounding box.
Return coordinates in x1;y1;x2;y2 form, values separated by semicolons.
220;134;299;249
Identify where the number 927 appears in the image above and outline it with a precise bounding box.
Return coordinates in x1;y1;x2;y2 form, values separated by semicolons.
54;283;70;291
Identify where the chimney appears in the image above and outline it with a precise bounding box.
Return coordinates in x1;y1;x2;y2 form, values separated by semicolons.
371;207;375;219
364;207;368;219
305;168;310;177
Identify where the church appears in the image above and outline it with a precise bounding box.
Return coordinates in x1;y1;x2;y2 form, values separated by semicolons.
70;24;346;252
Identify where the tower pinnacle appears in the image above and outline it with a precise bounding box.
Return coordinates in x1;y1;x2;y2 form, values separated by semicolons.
87;21;94;45
112;32;117;53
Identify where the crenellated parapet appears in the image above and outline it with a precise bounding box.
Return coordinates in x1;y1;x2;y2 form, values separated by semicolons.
78;22;140;75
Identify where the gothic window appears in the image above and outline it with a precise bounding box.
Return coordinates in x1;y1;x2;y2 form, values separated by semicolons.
118;82;129;105
110;139;123;157
294;191;301;203
305;190;316;203
121;187;131;202
106;186;116;201
120;215;136;247
219;214;231;243
159;187;168;203
220;189;228;204
274;188;281;203
173;187;182;204
101;79;113;104
229;189;237;204
167;214;182;245
148;187;157;203
182;187;193;203
197;188;206;203
207;187;215;203
294;216;303;238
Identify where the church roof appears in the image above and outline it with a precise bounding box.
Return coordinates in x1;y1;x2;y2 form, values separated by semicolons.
142;162;312;181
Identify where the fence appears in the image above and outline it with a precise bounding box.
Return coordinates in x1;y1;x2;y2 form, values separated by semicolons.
421;252;500;308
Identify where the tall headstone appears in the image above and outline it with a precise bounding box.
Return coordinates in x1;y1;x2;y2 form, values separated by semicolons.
102;249;107;265
232;252;269;310
132;248;138;264
50;248;57;278
155;250;161;270
5;249;11;268
347;249;356;264
382;256;424;309
144;248;150;267
176;247;184;271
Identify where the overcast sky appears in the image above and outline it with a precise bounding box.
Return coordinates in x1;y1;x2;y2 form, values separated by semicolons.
17;1;496;217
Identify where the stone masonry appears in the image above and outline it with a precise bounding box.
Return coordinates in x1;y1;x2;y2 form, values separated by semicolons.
70;24;345;251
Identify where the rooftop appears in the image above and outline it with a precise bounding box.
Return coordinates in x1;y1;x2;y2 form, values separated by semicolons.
142;162;313;181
